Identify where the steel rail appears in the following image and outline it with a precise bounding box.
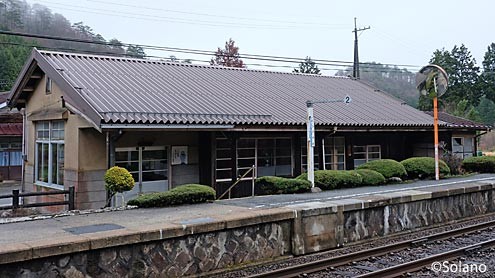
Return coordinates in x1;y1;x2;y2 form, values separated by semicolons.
356;238;495;278
248;219;495;278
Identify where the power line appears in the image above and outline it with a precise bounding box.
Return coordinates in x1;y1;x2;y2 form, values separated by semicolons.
34;0;335;30
0;30;422;72
84;0;347;28
0;40;421;75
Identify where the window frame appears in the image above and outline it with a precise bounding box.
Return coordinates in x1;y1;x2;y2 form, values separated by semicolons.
353;144;381;167
236;137;293;180
35;120;65;190
45;77;52;94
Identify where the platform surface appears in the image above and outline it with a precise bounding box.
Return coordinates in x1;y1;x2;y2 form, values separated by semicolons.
1;174;494;261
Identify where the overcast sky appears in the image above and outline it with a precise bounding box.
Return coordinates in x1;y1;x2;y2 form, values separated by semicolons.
29;0;493;75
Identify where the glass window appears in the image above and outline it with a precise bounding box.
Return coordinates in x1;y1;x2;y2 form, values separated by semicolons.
46;77;52;94
215;138;233;182
116;147;168;185
323;137;346;170
353;145;381;167
301;137;319;172
452;136;474;158
236;138;292;179
36;121;64;188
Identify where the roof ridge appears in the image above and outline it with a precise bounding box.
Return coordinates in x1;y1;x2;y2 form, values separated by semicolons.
37;49;349;79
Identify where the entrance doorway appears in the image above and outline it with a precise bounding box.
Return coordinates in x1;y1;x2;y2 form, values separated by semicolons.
115;146;169;200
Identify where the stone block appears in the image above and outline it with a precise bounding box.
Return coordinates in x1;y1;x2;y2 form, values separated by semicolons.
331;198;366;212
375;192;412;204
222;211;266;229
286;201;338;217
30;236;90;259
424;186;449;198
355;195;391;208
137;223;187;242
402;190;432;201
302;213;338;253
85;229;141;250
447;185;465;196
0;243;32;264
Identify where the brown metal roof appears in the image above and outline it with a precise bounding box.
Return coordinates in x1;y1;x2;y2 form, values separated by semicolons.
0;123;22;136
12;49;444;128
424;111;490;130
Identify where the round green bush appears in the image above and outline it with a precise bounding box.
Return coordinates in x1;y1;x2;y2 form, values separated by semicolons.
462;156;495;173
104;166;135;193
353;169;386;186
296;170;362;190
127;184;216;208
256;176;311;195
356;159;407;179
401;157;450;179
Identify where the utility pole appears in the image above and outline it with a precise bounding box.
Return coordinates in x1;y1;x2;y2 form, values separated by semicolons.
352;17;370;79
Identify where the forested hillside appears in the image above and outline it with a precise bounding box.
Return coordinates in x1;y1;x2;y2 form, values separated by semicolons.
335;63;419;107
0;0;145;91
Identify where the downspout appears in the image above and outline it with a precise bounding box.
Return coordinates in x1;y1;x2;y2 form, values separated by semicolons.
105;130;122;207
21;108;26;194
474;128;491;156
105;131;113;207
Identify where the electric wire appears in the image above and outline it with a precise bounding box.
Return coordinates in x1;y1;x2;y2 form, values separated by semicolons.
0;30;422;72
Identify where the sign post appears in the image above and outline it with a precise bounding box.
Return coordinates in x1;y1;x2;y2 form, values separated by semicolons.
306;96;351;188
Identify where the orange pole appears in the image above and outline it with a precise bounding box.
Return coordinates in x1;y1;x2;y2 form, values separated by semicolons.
433;97;439;180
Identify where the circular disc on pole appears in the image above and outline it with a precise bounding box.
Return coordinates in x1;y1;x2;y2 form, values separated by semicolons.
415;64;449;97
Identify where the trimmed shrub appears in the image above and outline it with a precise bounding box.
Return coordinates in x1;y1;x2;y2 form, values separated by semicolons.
401;157;450;179
462;156;495;173
104;166;135;193
127;184;216;208
256;176;312;195
353;169;386;186
356;159;407;179
296;170;362;190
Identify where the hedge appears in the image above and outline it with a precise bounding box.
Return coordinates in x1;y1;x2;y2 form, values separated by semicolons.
256;176;312;195
296;170;362;190
356;159;407;179
104;166;135;193
353;169;386;186
401;157;450;179
462;156;495;173
127;184;216;208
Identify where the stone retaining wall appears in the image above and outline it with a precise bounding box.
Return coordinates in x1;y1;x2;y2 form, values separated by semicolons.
291;181;495;254
1;180;495;276
0;221;291;277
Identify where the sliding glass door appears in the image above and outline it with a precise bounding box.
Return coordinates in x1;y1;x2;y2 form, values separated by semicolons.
115;146;168;200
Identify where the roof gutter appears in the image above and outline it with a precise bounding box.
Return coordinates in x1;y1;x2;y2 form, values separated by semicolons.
100;124;235;130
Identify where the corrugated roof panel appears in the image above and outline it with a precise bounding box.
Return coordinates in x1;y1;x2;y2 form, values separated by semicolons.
0;123;22;136
39;50;441;127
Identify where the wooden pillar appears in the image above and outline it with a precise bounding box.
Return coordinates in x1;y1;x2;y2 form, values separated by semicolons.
230;132;238;184
198;131;213;186
293;133;302;177
345;134;354;170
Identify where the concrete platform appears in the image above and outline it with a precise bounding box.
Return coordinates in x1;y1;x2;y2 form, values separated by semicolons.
1;174;495;277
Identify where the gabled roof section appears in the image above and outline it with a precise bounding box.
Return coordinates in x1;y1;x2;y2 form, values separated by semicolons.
7;49;102;131
424;111;491;130
9;49;445;129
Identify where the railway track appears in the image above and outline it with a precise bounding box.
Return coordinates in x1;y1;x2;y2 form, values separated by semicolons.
248;219;495;278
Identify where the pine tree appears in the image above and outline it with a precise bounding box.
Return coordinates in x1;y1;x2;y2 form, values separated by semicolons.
293;56;321;75
210;38;245;68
